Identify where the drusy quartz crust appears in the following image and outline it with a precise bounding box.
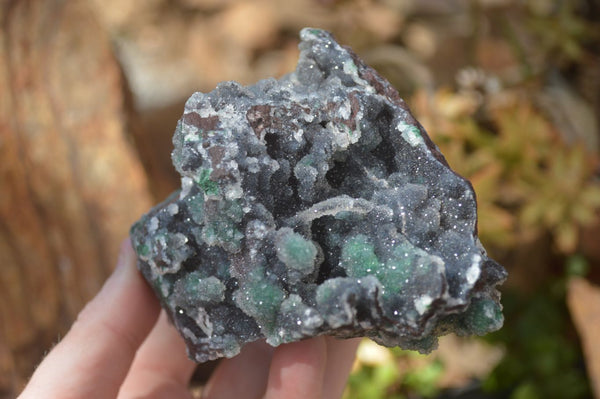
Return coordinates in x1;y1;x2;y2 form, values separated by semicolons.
131;28;506;362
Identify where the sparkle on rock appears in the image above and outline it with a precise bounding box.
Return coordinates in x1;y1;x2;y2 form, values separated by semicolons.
130;28;507;363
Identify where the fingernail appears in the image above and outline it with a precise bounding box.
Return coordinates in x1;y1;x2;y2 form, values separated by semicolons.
103;238;135;291
116;238;135;273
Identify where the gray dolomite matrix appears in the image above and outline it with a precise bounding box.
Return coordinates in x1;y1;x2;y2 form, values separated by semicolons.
130;28;507;362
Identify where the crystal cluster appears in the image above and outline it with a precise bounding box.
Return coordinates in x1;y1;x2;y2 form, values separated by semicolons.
130;28;506;362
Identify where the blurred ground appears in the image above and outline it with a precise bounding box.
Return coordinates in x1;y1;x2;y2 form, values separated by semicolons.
1;0;600;398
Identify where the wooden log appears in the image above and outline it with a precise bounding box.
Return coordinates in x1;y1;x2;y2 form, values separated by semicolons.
0;0;153;396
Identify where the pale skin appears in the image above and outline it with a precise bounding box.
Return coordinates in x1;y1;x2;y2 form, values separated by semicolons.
19;239;360;399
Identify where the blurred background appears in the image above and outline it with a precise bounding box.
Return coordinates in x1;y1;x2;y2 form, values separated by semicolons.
1;0;600;398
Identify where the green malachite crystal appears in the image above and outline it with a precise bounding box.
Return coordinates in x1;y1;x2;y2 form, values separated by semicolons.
130;28;506;362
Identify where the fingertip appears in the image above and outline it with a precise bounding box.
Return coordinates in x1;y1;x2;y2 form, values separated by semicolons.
202;340;274;399
322;337;361;399
115;237;136;274
121;236;135;259
265;337;327;399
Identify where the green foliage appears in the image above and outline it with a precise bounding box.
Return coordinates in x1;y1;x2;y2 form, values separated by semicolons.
525;1;599;66
347;363;402;399
482;283;591;399
402;358;444;397
565;254;590;278
345;348;444;399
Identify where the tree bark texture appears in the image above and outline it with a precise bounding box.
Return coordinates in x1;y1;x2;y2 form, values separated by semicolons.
0;0;153;396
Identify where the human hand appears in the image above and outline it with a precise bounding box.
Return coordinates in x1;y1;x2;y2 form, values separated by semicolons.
19;239;360;398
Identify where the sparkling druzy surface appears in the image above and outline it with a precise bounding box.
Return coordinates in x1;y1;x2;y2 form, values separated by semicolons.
130;28;506;362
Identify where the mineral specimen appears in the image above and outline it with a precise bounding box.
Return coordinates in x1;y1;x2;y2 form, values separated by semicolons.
130;28;506;362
